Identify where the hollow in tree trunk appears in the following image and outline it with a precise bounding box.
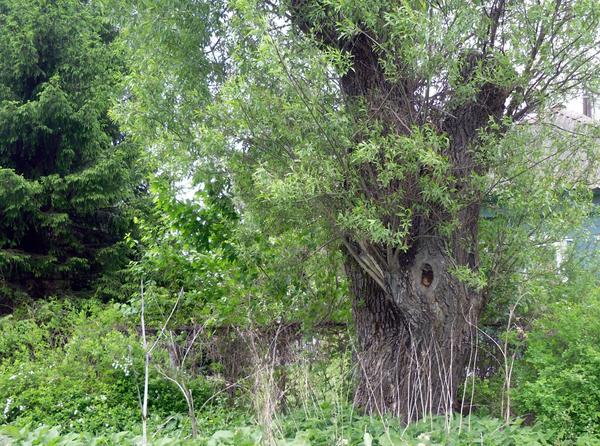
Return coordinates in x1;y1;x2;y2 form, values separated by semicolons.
289;0;506;421
346;234;484;421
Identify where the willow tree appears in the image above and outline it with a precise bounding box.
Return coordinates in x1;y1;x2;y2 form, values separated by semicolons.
203;0;600;420
114;0;600;420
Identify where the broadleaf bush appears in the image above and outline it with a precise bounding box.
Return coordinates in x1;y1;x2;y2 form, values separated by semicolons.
515;291;600;440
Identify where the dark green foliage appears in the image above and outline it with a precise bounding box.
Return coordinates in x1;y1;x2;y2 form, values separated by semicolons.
0;0;142;304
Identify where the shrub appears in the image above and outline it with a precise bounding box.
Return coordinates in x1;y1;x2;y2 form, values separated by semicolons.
0;298;235;435
0;300;142;432
515;292;600;440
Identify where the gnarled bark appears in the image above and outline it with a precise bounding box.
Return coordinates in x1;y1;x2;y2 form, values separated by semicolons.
289;0;506;420
347;232;483;421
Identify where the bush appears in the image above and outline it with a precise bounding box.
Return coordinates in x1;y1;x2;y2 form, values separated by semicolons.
515;292;600;440
0;300;142;432
0;298;237;435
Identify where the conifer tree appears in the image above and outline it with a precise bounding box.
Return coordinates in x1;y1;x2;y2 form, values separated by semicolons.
0;0;141;306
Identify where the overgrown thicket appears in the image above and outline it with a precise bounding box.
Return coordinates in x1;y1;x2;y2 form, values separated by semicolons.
1;0;600;445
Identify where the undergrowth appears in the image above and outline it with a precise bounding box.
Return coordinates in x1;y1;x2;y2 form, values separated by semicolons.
0;410;568;446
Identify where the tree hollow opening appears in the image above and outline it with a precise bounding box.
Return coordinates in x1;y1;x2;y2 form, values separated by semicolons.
421;263;434;288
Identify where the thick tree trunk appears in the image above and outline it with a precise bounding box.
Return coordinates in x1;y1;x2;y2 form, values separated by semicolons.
289;0;505;422
346;235;483;421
